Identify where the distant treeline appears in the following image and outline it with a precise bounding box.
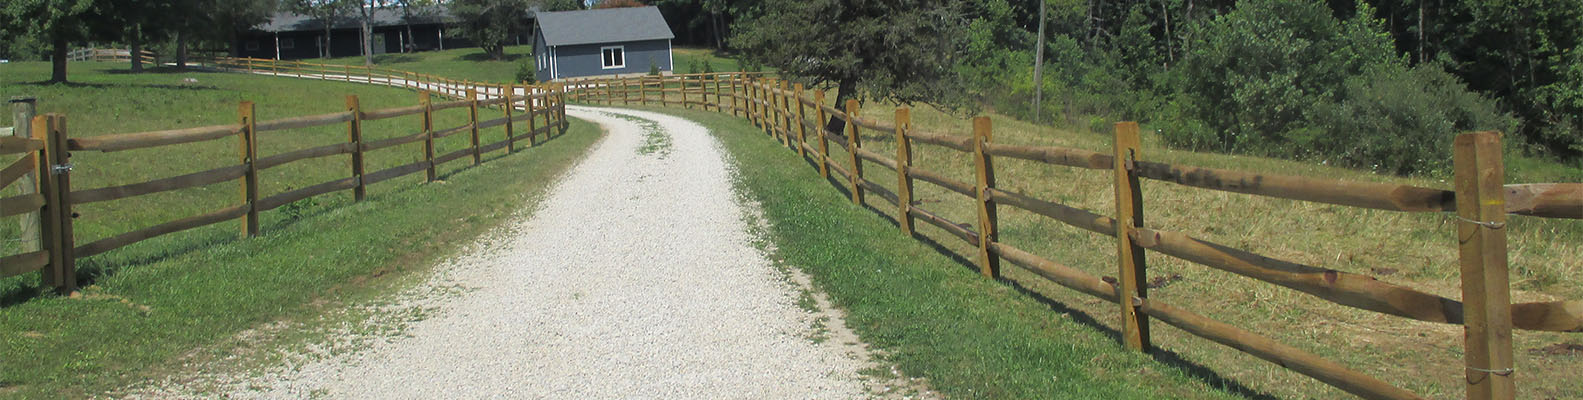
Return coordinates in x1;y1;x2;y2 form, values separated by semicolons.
668;0;1582;175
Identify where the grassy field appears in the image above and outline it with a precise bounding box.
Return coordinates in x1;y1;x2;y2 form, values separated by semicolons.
0;61;601;397
590;87;1583;398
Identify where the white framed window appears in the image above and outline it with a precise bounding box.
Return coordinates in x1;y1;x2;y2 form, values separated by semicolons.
601;46;625;69
539;52;547;70
280;38;295;49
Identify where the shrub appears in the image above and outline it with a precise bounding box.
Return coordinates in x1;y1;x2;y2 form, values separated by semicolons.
1160;0;1509;175
648;59;660;76
515;58;536;84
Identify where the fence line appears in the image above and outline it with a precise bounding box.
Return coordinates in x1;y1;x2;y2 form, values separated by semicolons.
3;61;571;298
568;73;1583;400
66;48;156;63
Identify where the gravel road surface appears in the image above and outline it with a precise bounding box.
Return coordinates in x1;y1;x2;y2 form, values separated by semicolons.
203;106;876;398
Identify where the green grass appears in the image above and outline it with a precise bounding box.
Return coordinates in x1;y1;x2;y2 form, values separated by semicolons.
598;91;1583;398
308;45;535;83
0;61;601;397
640;106;1248;399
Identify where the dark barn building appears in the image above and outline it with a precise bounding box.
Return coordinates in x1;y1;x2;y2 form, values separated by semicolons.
533;7;674;81
235;8;533;60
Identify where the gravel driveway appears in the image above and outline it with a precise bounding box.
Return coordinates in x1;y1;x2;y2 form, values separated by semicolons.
191;106;884;398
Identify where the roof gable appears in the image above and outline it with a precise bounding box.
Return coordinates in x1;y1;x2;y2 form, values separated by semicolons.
536;7;674;47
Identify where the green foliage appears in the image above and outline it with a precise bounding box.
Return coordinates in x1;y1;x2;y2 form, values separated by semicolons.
701;59;714;74
648;59;660;76
516;56;536;83
1301;64;1516;174
1156;0;1509;174
449;0;533;60
731;0;971;111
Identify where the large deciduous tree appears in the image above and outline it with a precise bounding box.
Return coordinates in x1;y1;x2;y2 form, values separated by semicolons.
450;0;533;61
2;0;99;82
731;0;972;132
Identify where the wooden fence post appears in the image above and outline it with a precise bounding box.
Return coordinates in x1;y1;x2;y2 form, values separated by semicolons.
895;107;915;236
712;74;721;112
1112;121;1151;352
237;102;259;237
467;89;481;165
346;95;366;202
622;77;630;106
730;75;740;117
421;91;436;182
779;80;791;148
794;84;809;159
504;84;516;153
845;99;863;205
10;97;40;253
973;116;1000;278
683;75;692;110
1454;131;1514;400
815;89;830;179
527;87;539;148
35;114;76;293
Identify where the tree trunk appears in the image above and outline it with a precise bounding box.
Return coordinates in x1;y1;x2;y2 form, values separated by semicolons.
361;18;373;66
711;12;724;50
51;35;69;83
825;77;858;135
130;25;145;73
324;25;334;58
1032;0;1046;124
176;31;188;69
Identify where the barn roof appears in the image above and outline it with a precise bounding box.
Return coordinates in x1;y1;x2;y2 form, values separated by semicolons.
536;7;674;47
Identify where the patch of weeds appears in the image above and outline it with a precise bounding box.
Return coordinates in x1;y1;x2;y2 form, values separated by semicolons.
605;112;671;158
808;316;831;344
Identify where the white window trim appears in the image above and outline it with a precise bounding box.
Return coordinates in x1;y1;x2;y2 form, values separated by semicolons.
280;38;295;50
601;45;625;70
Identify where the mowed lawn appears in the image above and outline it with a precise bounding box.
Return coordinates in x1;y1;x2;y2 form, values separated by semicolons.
0;61;601;398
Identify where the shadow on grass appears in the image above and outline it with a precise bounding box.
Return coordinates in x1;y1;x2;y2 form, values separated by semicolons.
455;52;524;62
101;66;228;75
372;54;423;64
775;130;1279;400
16;80;223;91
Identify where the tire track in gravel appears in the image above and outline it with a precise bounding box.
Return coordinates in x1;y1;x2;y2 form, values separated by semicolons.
147;106;930;399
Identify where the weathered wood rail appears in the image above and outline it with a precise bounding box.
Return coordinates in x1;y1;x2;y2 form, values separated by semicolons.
568;73;1583;400
3;62;570;294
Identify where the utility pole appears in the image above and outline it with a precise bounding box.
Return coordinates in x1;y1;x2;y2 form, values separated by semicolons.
1032;0;1047;125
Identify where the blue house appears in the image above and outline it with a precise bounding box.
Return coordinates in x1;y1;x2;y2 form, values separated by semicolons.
533;7;675;82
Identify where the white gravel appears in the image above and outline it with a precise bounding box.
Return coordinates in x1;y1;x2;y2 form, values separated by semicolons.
192;106;878;398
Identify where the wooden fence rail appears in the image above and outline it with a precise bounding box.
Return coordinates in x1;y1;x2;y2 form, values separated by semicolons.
569;73;1583;400
4;63;570;302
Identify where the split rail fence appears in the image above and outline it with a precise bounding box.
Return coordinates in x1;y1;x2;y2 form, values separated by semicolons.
2;62;569;294
569;74;1583;400
66;48;156;64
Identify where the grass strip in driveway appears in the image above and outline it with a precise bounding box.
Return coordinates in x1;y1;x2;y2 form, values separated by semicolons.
644;106;1252;399
0;120;600;399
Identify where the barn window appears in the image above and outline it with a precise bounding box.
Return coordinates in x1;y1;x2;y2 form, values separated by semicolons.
245;41;260;51
601;46;625;69
280;38;295;49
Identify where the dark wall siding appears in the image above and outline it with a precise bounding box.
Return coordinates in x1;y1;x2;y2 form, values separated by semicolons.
546;39;670;80
235;23;479;60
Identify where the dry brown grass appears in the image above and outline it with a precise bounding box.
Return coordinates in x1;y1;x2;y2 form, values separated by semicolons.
839;102;1583;399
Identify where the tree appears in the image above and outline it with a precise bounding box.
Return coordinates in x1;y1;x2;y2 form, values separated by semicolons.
2;0;100;82
98;0;182;72
450;0;533;60
391;0;438;53
353;0;387;66
294;0;354;58
731;0;972;132
593;0;646;8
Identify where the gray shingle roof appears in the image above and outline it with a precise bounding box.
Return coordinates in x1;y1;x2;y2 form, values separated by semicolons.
536;7;674;47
